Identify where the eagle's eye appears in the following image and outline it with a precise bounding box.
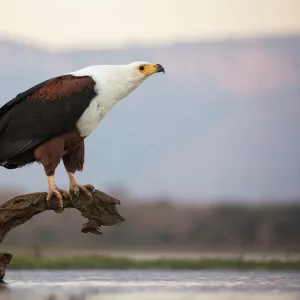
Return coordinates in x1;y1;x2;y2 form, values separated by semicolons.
139;65;145;71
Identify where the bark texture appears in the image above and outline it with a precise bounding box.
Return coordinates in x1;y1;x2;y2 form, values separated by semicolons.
0;188;124;243
0;253;12;283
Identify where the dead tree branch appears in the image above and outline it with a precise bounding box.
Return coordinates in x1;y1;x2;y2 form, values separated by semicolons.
0;188;125;244
0;253;12;283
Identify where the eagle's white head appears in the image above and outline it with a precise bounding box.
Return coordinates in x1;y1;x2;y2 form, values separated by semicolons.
71;61;165;136
71;61;165;99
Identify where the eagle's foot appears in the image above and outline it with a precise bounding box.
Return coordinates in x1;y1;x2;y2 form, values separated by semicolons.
69;183;94;201
46;187;69;213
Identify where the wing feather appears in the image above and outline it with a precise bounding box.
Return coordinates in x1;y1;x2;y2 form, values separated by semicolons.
0;75;96;162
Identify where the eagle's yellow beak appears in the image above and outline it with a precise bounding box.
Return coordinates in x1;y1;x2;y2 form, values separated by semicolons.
138;63;165;76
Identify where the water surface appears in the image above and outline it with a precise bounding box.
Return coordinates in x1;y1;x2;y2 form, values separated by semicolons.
2;270;300;300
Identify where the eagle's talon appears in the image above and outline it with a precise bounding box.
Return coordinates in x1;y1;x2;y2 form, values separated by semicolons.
80;185;92;198
57;188;69;199
54;205;64;214
81;185;95;204
69;184;92;200
46;187;64;213
71;185;80;197
86;184;96;193
83;184;95;198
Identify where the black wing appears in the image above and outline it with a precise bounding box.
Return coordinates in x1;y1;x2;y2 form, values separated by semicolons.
0;75;96;162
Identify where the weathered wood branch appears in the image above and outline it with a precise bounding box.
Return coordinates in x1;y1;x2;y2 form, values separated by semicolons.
0;188;125;244
0;253;12;283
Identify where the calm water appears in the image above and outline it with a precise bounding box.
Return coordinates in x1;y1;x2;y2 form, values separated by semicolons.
1;270;300;300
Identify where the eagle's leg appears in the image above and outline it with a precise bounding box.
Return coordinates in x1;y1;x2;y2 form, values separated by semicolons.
63;141;94;201
46;175;69;213
34;138;69;213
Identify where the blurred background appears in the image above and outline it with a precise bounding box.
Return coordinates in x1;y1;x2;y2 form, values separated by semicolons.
0;0;299;259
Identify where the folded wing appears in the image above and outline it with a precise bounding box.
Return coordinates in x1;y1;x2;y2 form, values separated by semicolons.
0;75;96;162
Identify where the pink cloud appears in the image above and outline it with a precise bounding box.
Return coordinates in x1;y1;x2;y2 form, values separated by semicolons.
207;49;299;95
155;46;299;97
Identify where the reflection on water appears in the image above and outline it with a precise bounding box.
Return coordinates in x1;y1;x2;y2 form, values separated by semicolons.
1;270;299;300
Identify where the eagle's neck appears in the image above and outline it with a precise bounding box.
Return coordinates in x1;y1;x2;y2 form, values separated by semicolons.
72;66;144;137
73;65;143;109
100;69;143;105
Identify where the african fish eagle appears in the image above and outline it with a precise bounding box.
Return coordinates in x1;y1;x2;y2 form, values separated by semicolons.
0;61;165;212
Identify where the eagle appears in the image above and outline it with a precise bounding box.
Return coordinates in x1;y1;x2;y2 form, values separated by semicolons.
0;61;165;212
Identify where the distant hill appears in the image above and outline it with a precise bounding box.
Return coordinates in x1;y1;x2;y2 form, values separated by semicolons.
0;35;299;202
1;190;299;252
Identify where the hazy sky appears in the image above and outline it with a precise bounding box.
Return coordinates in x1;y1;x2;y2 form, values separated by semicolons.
1;0;300;49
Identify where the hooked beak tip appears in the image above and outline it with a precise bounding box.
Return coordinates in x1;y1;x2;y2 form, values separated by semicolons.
155;64;165;74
